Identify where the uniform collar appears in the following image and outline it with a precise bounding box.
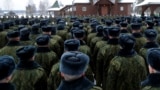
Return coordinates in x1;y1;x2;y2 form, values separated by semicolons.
107;38;119;45
118;49;137;57
143;42;159;48
57;76;94;90
132;33;143;38
0;83;15;90
37;47;51;52
17;61;41;70
7;41;21;46
141;73;160;87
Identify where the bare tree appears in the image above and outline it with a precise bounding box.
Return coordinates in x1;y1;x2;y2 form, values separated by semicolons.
26;4;36;15
39;0;49;15
3;0;13;10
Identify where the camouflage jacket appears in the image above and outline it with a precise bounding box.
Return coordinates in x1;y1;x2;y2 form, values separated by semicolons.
96;38;121;87
105;49;147;90
11;61;47;90
35;47;58;76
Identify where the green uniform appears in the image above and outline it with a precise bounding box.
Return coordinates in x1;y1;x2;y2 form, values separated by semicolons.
132;33;146;53
105;50;147;90
0;41;22;63
11;61;47;90
35;47;58;76
96;39;121;87
56;29;68;41
87;33;96;46
0;31;8;49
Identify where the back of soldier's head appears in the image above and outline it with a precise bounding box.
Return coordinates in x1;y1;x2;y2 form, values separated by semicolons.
144;29;157;41
60;51;89;76
64;39;80;51
119;34;135;50
0;55;15;81
147;48;160;72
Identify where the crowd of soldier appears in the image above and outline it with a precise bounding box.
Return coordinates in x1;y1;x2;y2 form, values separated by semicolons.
0;15;160;90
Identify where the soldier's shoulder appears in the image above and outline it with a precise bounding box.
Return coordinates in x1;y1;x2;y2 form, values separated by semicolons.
141;86;155;90
90;86;102;90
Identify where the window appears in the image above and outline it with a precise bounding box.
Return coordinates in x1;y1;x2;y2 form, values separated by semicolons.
120;6;124;11
82;7;87;11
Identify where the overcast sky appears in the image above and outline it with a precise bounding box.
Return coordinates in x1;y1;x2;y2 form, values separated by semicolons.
0;0;72;10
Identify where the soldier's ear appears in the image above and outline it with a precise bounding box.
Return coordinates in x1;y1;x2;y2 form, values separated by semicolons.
60;72;64;77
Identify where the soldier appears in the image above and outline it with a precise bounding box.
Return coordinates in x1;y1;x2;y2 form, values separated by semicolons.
48;39;81;90
30;24;41;41
87;22;97;45
35;35;58;76
41;26;61;58
20;27;33;46
11;45;47;90
57;51;102;90
96;26;121;88
131;23;146;53
90;25;104;53
139;29;159;73
141;48;160;90
0;23;8;49
56;24;68;41
120;22;129;34
0;31;22;63
105;34;147;90
0;55;16;90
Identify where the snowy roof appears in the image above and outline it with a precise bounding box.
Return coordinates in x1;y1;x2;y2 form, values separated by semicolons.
47;7;63;11
73;0;90;4
119;0;135;3
136;0;160;6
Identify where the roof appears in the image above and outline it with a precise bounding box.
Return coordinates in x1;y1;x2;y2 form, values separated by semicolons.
74;0;90;4
119;0;135;3
50;0;60;8
136;0;160;6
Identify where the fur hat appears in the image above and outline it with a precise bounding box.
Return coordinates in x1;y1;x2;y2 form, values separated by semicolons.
147;48;160;71
7;31;20;38
36;35;50;45
119;34;135;50
73;29;85;38
60;51;89;75
144;29;157;41
131;23;141;30
64;39;80;51
120;22;128;27
0;55;15;80
16;45;36;60
108;26;120;37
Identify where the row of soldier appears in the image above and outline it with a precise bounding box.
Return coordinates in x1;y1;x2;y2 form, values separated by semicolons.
0;15;160;90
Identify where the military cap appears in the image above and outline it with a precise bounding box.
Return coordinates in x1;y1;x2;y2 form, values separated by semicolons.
20;28;30;38
73;21;80;27
58;20;66;25
0;55;15;80
79;24;84;29
57;24;65;30
64;39;80;51
7;31;20;38
41;26;51;32
103;26;109;36
115;19;121;24
18;25;25;31
147;48;160;71
3;21;10;29
146;20;154;27
36;35;50;45
144;29;157;40
60;51;89;75
96;25;103;33
0;23;4;31
108;26;120;36
32;24;39;30
16;45;36;60
131;23;141;30
21;18;28;25
105;20;113;26
120;22;128;27
119;34;135;50
73;29;85;38
15;19;20;25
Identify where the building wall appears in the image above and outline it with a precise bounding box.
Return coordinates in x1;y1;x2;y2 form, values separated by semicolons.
74;3;98;16
113;3;132;16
